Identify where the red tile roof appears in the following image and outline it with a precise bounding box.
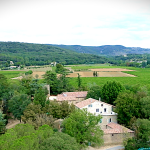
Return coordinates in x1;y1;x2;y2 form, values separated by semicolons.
75;98;97;108
57;91;88;102
103;122;134;134
57;95;77;101
62;91;88;97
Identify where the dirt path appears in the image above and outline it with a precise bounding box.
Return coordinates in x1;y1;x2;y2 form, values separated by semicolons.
6;119;21;129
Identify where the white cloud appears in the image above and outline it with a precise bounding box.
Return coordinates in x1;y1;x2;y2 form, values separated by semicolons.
0;0;150;48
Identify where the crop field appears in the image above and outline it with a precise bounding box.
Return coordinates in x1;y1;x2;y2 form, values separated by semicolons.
1;64;150;90
68;65;150;89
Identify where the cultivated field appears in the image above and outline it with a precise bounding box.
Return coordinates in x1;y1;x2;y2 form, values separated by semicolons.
67;68;135;77
1;64;150;90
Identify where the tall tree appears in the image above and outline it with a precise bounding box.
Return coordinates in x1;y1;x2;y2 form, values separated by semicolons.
101;81;124;104
8;94;31;122
125;119;150;149
114;91;140;127
39;132;80;150
86;85;102;100
0;110;6;134
62;109;103;147
77;73;82;89
33;87;48;108
43;71;58;95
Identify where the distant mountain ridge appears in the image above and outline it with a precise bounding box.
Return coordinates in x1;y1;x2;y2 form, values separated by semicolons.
0;42;108;66
49;44;150;56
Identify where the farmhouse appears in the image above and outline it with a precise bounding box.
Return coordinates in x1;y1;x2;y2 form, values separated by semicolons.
49;91;88;104
75;98;134;145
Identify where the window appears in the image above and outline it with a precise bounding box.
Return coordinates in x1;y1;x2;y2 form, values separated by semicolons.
99;119;102;123
96;109;99;112
88;104;92;107
101;104;103;107
109;118;111;123
104;108;106;112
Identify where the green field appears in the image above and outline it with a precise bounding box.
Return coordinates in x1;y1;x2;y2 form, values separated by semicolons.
0;70;26;79
68;65;150;89
1;65;150;90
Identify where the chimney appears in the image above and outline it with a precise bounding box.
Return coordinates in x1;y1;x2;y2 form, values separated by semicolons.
99;97;101;101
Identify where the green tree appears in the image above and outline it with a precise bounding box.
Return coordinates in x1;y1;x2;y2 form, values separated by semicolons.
33;87;47;107
9;94;31;122
26;113;55;129
0;110;6;134
22;103;43;123
125;119;150;149
86;85;102;100
39;132;80;150
0;124;54;150
43;71;58;95
77;73;82;89
55;63;66;74
140;96;150;119
0;74;10;113
101;81;124;104
62;109;103;147
114;91;140;127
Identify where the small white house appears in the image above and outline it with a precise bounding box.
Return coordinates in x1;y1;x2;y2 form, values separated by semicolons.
75;98;117;129
75;98;134;145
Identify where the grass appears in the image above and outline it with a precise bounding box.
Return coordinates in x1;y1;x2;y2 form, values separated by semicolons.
0;70;26;79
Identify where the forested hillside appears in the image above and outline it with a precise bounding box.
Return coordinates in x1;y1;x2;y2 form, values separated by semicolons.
0;42;108;66
50;44;150;56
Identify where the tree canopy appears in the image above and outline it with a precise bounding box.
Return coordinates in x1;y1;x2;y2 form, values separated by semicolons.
62;109;103;147
101;81;124;104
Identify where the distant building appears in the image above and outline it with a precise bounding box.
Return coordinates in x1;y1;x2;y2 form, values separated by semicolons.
51;62;57;67
10;61;14;65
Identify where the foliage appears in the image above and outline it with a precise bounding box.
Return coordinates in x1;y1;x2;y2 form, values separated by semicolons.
39;132;80;150
0;124;53;150
0;110;6;134
114;91;140;127
22;103;55;129
55;63;66;74
0;74;10;113
77;73;82;89
33;87;47;107
86;85;102;100
62;109;103;147
0;42;108;66
42;100;75;119
21;103;43;123
25;70;33;75
125;119;150;149
26;113;55;129
8;94;31;121
140;96;150;119
43;70;58;95
101;81;124;104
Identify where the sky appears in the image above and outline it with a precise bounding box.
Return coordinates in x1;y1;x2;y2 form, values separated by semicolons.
0;0;150;48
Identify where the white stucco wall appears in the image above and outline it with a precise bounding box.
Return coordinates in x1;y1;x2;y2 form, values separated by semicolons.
81;101;114;115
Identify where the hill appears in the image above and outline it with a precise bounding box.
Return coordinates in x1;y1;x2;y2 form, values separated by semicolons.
49;44;150;56
0;42;108;66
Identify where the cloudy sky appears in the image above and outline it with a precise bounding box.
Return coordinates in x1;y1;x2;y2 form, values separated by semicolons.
0;0;150;48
